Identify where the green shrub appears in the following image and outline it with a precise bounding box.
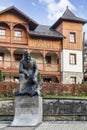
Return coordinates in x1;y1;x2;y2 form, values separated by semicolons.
0;70;3;82
37;72;41;82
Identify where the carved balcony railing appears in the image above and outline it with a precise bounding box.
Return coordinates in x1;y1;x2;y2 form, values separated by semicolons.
45;64;59;72
0;35;10;43
12;36;28;44
0;60;59;72
0;35;28;45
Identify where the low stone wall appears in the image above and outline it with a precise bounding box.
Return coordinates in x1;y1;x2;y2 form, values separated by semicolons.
43;98;87;121
0;98;87;121
0;100;14;121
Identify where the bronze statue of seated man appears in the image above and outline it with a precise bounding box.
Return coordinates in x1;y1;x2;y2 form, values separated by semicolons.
17;50;41;96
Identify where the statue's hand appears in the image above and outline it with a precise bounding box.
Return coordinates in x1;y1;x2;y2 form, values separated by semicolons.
25;73;29;79
26;73;29;77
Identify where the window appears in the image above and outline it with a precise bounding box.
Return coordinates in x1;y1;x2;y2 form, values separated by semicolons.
14;30;22;37
14;54;23;61
70;32;76;43
0;53;4;66
70;77;76;84
70;53;76;64
43;78;51;82
0;53;4;61
0;29;6;39
45;56;51;64
0;29;6;36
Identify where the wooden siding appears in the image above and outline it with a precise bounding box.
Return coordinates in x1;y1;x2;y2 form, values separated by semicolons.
0;12;27;23
56;21;83;51
28;37;61;51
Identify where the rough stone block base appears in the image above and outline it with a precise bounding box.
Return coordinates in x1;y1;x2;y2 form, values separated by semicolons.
11;95;42;126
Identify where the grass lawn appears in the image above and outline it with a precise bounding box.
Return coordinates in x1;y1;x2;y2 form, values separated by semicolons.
43;95;87;100
0;97;14;101
0;95;87;100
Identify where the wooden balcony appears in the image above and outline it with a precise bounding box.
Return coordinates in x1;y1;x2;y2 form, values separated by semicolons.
0;61;11;69
12;36;28;44
0;60;60;74
35;63;59;72
0;35;28;45
45;64;59;71
0;35;10;43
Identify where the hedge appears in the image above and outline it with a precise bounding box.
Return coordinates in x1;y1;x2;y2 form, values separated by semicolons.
0;82;87;98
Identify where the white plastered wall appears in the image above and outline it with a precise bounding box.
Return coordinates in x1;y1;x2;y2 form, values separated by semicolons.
61;49;83;72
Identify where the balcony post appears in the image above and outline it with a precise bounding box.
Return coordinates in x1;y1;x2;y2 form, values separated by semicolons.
43;50;46;71
10;49;14;69
10;22;13;44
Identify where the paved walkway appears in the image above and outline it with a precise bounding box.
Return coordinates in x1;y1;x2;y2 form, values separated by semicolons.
0;121;10;129
34;121;87;130
0;121;87;130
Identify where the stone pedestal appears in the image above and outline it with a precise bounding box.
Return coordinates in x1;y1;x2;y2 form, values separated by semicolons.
11;95;42;126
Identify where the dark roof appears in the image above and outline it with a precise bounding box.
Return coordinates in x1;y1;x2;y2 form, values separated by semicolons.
51;7;87;29
0;6;38;30
29;25;64;39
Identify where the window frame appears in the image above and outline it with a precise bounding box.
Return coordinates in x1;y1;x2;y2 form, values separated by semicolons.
69;53;76;65
70;32;76;43
14;30;22;38
70;77;76;84
0;29;6;39
0;29;6;36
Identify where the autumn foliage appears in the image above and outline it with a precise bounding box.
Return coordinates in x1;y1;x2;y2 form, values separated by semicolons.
0;82;87;98
41;83;87;96
0;81;19;98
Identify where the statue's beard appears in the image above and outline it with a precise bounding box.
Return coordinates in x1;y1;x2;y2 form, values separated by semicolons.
25;57;31;62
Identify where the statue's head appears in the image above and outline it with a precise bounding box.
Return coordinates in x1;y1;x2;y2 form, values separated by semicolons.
24;51;31;61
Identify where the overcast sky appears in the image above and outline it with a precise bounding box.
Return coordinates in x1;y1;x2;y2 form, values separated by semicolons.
0;0;87;38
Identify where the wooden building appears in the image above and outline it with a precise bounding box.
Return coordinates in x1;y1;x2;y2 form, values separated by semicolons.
0;6;86;83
